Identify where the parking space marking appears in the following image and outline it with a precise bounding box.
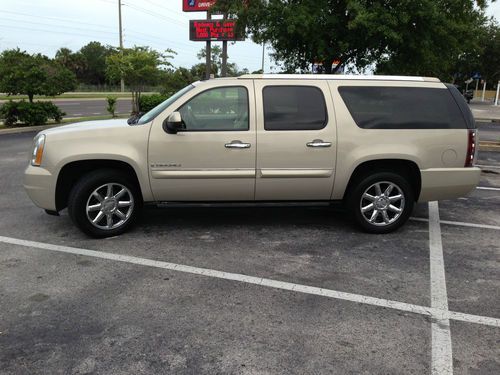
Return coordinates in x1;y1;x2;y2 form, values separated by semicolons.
1;234;499;329
428;202;453;375
411;217;500;231
476;186;500;191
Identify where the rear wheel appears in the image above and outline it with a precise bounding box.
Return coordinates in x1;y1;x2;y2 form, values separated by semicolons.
68;169;141;238
347;172;414;234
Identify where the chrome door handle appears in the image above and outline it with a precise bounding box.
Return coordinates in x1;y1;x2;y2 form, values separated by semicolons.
307;139;332;148
225;140;251;149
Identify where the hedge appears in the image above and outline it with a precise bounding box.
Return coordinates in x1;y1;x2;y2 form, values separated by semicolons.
0;100;65;126
138;94;168;113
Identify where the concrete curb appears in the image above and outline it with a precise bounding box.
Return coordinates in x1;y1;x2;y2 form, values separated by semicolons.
0;124;60;135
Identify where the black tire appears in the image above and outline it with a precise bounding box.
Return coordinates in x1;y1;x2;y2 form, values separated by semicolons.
68;169;142;238
346;171;414;234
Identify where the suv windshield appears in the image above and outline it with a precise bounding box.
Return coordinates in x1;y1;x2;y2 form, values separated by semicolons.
136;84;195;125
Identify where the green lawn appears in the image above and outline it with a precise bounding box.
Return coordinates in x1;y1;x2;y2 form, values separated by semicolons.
0;92;158;101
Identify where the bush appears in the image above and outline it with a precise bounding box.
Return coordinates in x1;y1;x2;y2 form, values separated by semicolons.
0;100;65;126
106;96;117;117
138;94;168;113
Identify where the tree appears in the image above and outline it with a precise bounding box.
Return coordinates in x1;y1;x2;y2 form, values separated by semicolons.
217;0;493;79
79;42;116;85
0;49;77;102
55;47;86;80
477;21;500;86
106;46;176;113
197;45;223;75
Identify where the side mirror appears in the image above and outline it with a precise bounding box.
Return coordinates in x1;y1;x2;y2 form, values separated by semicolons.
163;111;183;134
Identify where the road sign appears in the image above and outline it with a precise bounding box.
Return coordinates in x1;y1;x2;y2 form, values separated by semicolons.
189;20;244;41
183;0;216;12
465;78;473;84
472;72;481;80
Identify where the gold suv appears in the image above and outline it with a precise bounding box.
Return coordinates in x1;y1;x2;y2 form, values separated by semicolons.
24;75;481;237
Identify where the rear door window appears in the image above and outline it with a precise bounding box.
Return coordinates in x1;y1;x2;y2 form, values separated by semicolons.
263;86;327;130
338;86;467;129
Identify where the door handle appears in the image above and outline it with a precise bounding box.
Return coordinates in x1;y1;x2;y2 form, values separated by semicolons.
306;139;332;148
225;140;251;149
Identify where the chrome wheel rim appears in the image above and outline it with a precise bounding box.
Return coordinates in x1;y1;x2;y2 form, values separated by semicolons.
360;181;405;227
86;183;134;230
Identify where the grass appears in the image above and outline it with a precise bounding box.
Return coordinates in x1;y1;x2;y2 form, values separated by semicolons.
0;92;158;101
0;114;129;130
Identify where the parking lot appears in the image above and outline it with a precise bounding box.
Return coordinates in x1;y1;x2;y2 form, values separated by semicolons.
0;131;499;374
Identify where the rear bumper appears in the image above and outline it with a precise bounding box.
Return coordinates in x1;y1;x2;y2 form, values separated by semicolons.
418;167;481;202
23;165;57;211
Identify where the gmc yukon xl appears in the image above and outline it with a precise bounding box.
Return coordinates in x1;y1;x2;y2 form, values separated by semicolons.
24;75;480;237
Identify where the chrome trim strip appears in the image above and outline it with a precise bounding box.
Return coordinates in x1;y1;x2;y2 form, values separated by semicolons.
151;169;256;179
259;169;333;178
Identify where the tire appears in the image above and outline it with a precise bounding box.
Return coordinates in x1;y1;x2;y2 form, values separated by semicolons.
347;171;414;234
68;169;142;238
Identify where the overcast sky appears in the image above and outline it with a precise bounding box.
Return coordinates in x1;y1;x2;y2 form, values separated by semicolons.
0;0;499;73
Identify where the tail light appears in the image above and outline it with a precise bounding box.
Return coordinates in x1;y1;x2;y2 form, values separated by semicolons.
464;129;477;167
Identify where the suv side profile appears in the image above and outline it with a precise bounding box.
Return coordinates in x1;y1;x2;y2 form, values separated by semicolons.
24;75;480;237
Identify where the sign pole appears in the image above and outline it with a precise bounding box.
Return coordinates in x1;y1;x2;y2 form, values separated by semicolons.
205;11;212;80
482;81;486;102
221;12;228;77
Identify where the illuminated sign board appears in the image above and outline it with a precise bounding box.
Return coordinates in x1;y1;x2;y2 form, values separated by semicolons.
189;20;244;41
183;0;216;12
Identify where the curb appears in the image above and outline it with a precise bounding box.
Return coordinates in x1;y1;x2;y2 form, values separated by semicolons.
0;124;60;135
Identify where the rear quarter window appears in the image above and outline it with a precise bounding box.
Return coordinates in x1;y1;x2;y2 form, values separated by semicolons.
263;86;327;131
338;86;468;129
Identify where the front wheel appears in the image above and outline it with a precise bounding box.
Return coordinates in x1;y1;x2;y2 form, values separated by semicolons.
347;172;414;234
68;169;141;238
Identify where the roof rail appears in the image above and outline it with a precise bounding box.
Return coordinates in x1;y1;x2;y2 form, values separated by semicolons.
237;74;440;82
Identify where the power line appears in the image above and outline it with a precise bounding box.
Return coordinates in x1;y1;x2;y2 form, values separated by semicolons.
0;24;118;42
0;17;118;37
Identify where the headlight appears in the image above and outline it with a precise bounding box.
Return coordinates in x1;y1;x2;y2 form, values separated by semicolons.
31;134;46;166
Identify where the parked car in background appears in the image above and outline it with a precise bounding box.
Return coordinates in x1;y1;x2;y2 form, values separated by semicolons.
24;74;480;237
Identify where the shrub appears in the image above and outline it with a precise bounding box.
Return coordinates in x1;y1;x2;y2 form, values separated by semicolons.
106;96;117;117
138;94;168;113
0;100;65;126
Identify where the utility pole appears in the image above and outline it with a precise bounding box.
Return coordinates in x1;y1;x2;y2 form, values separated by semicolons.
221;13;228;77
118;0;125;92
205;11;212;80
261;42;265;73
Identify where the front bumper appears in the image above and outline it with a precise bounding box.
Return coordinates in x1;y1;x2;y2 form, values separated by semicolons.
418;167;481;202
23;165;57;211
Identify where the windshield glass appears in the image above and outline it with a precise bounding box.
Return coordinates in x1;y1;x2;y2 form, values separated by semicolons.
136;84;195;125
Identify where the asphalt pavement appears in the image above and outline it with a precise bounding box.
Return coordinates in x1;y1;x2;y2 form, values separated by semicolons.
55;98;132;118
477;121;500;142
0;131;499;374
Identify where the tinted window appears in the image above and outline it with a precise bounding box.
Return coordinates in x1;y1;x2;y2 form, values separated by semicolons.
178;86;248;131
263;86;327;130
338;86;467;129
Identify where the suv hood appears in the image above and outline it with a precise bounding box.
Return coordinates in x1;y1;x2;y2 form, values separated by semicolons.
42;118;131;136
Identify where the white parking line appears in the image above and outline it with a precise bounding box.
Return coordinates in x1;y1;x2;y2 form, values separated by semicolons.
0;235;499;329
477;186;500;191
428;202;453;375
411;217;500;231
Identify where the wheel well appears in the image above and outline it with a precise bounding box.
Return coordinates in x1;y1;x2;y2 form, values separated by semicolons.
55;160;141;211
344;159;421;201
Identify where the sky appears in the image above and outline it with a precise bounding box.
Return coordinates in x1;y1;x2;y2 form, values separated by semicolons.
0;0;499;73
